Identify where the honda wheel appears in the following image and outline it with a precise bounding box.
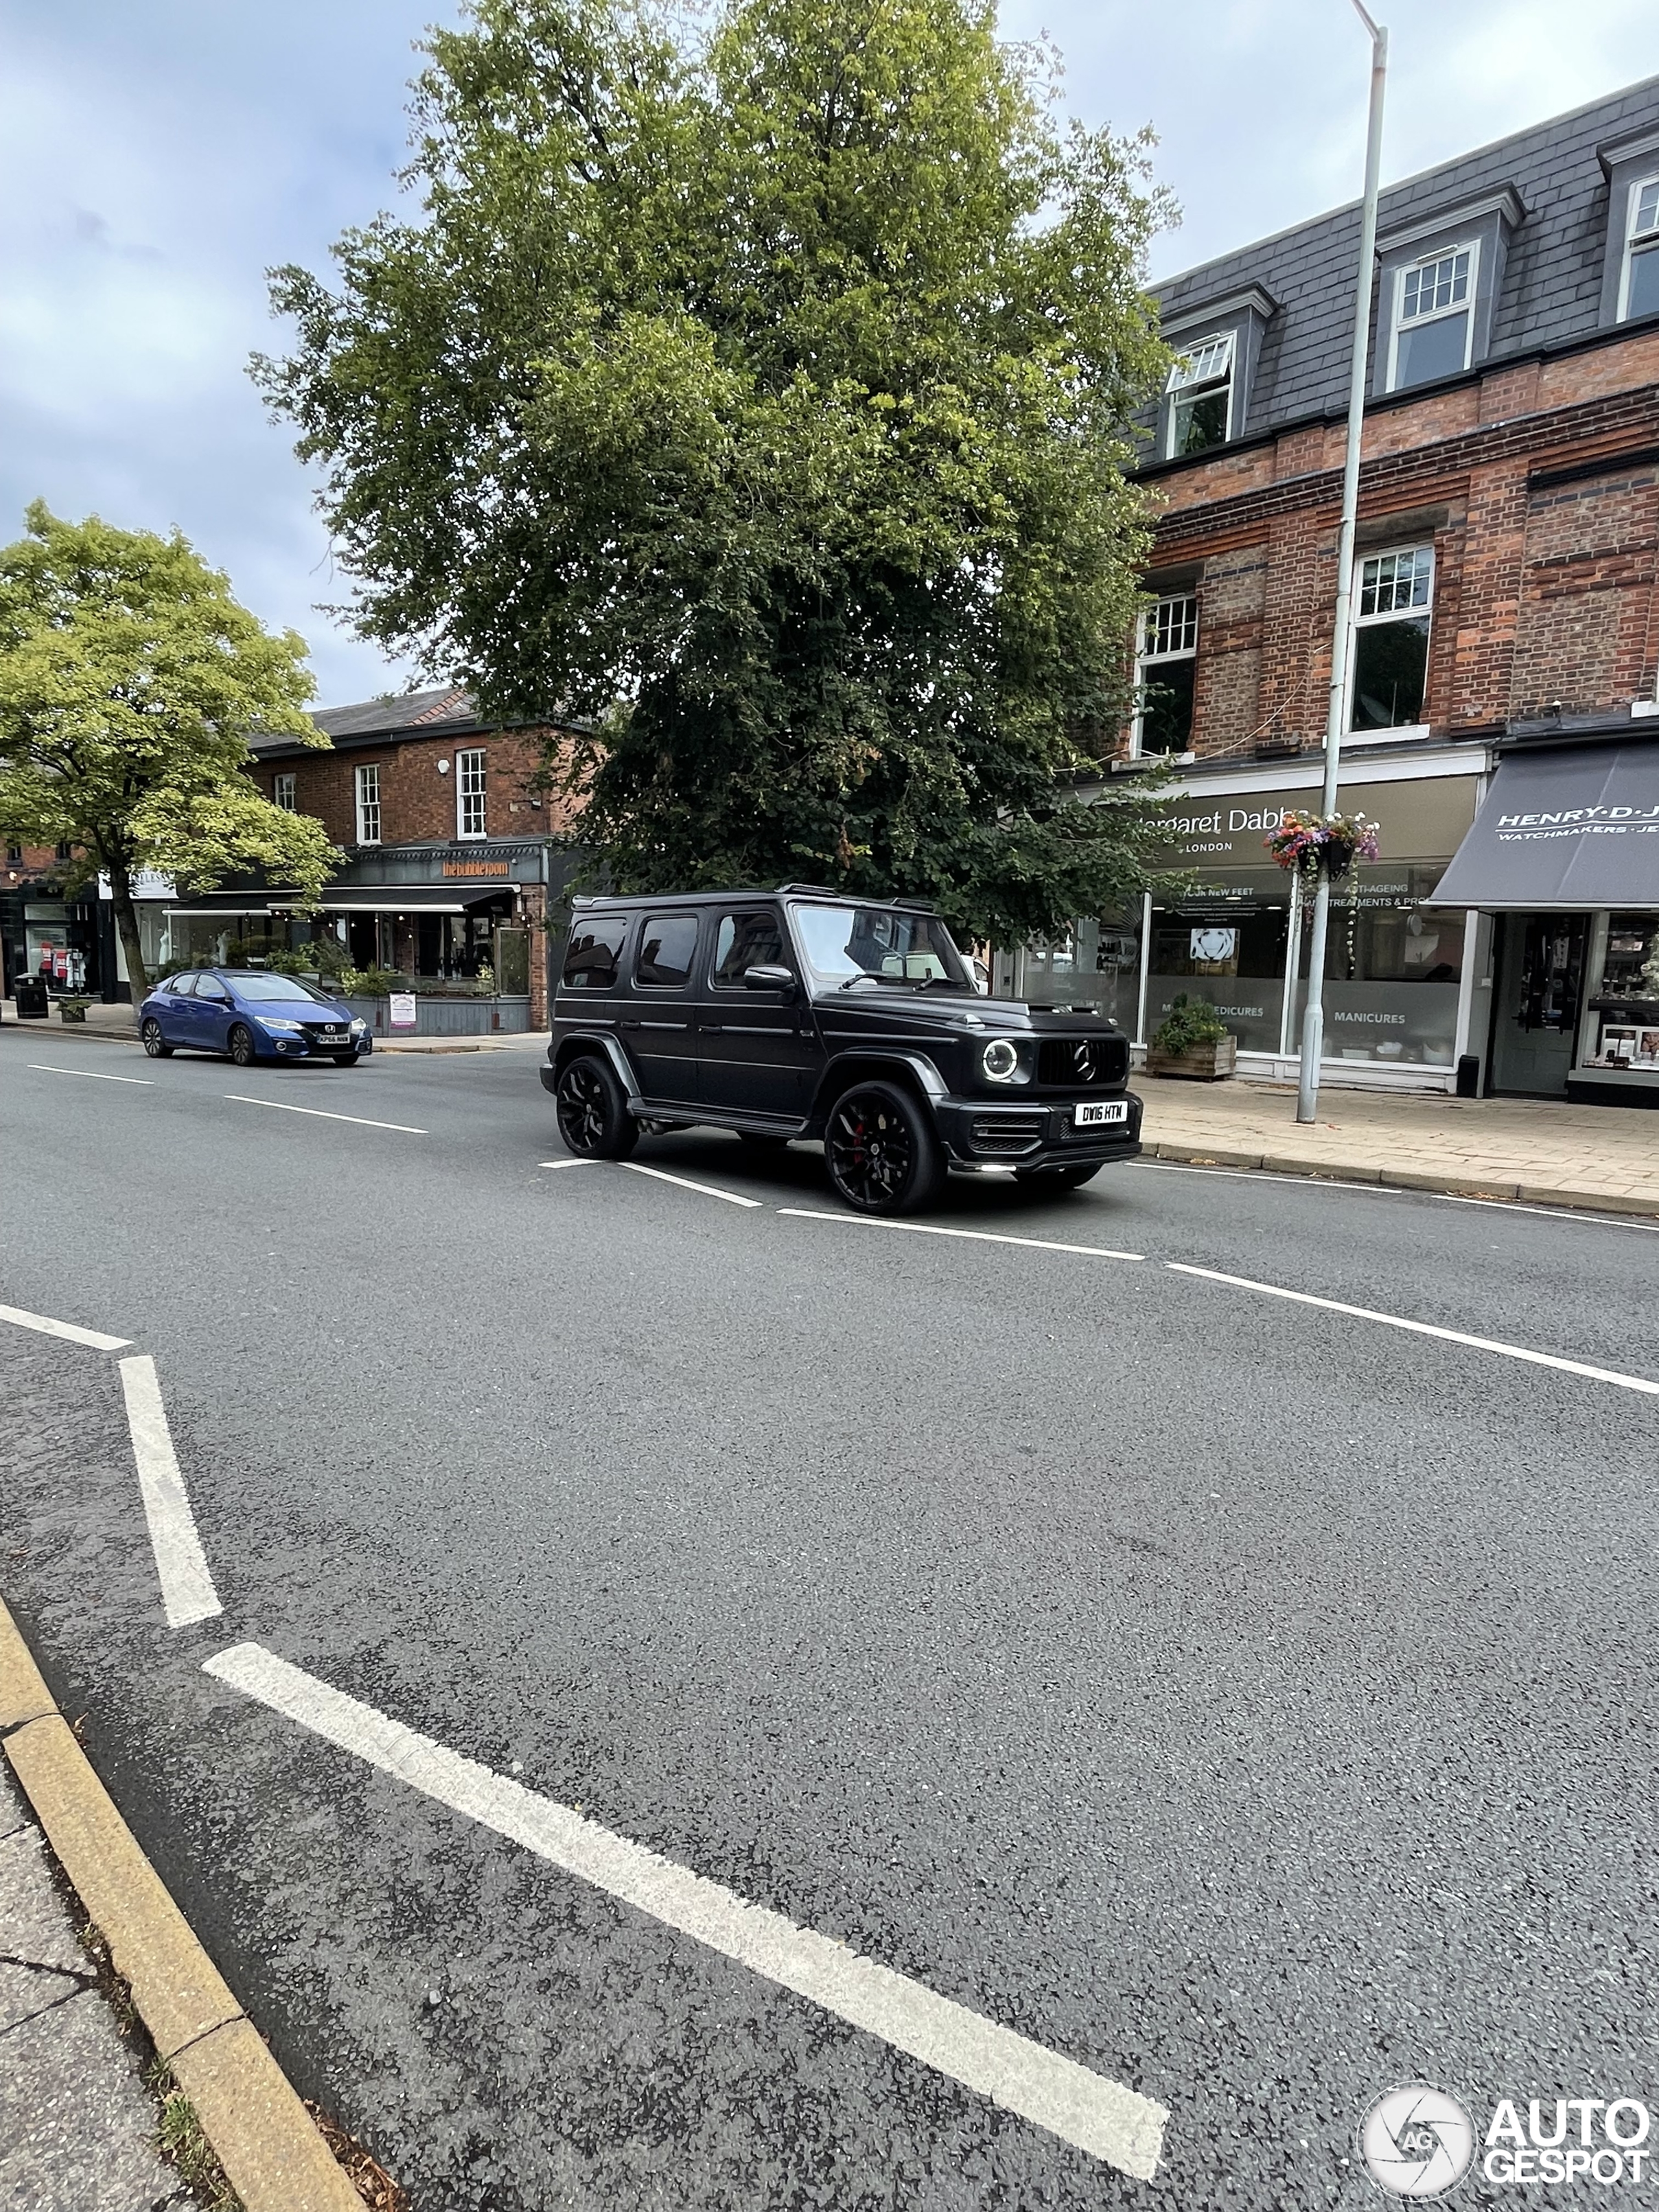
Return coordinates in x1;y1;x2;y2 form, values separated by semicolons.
140;1019;173;1059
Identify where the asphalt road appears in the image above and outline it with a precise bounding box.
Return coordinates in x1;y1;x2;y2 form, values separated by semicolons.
2;1030;1655;2210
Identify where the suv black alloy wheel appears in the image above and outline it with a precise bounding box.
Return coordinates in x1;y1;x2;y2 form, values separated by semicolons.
555;1054;639;1160
824;1080;944;1217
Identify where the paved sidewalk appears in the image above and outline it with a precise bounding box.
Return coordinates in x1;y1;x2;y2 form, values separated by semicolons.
1136;1073;1659;1216
0;1760;188;2210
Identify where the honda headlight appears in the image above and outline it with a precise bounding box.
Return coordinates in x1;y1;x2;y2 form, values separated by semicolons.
980;1037;1029;1084
349;1018;367;1034
260;1018;304;1034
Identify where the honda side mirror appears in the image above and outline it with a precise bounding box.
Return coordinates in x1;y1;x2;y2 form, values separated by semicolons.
743;963;796;993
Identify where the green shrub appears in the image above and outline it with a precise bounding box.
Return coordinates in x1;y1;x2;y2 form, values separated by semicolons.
1152;994;1230;1054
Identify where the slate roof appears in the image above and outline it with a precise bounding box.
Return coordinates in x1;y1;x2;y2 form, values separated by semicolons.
1150;73;1659;441
312;686;477;740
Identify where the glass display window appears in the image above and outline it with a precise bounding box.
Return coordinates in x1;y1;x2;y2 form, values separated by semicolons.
1584;910;1659;1071
1294;865;1465;1066
1018;907;1142;1031
1147;868;1292;1054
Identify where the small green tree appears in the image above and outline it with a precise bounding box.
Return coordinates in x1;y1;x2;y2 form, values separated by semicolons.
0;504;338;996
257;0;1177;942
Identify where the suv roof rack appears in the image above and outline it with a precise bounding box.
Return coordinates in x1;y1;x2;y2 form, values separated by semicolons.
775;882;842;896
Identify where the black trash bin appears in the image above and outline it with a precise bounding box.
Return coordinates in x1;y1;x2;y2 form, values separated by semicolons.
13;976;49;1019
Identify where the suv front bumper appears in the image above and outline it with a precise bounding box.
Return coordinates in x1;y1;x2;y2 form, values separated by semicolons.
933;1089;1143;1168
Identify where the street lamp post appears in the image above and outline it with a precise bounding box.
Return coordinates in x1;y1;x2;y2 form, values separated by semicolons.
1296;3;1389;1124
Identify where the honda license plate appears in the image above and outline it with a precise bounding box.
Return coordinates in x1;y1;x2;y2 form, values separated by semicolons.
1073;1099;1128;1128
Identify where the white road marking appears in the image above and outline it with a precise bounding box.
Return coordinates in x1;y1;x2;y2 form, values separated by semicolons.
620;1161;763;1207
0;1303;130;1352
780;1209;1144;1263
117;1356;222;1627
1166;1263;1659;1397
27;1064;154;1086
1434;1194;1659;1235
538;1158;597;1170
203;1642;1167;2179
1141;1161;1659;1235
224;1094;426;1134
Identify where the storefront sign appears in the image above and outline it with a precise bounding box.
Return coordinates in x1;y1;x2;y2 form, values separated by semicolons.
441;859;511;878
1433;741;1659;907
1152;774;1478;871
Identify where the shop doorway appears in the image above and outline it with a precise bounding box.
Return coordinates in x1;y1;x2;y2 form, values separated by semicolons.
1488;914;1588;1097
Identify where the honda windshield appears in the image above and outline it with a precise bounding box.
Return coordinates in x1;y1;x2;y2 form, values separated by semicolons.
789;903;970;990
231;975;334;1002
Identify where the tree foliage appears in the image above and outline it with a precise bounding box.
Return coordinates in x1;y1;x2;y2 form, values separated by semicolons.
0;504;336;994
258;0;1176;940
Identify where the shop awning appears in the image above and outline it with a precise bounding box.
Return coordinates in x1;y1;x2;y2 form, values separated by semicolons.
1431;741;1659;909
270;885;516;915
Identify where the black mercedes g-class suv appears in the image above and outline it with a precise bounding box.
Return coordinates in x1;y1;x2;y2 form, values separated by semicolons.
540;888;1142;1215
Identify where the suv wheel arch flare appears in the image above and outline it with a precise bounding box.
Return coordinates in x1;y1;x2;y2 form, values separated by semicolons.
807;1052;947;1133
553;1031;640;1105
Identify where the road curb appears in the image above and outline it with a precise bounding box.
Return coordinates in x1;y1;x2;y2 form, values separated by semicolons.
1149;1142;1659;1220
0;1599;361;2212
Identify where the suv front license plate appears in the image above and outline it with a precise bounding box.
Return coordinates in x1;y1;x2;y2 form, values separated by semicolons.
1073;1099;1128;1128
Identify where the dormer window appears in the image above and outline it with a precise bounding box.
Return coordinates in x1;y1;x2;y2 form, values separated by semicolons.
1621;176;1659;320
1388;242;1478;390
1164;334;1234;457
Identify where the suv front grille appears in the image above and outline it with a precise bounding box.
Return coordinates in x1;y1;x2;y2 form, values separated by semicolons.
1037;1036;1128;1088
969;1112;1045;1156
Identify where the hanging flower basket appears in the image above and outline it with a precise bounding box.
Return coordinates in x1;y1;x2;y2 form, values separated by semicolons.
1266;809;1380;881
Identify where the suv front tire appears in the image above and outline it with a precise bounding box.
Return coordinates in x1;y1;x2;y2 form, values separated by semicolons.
824;1079;944;1217
555;1053;639;1160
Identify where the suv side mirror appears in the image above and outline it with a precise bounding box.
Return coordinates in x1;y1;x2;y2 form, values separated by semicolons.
743;963;796;993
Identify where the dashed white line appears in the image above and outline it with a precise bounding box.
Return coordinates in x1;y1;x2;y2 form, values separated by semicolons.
780;1209;1144;1263
117;1356;222;1627
203;1642;1168;2179
0;1303;131;1352
27;1064;154;1086
224;1094;426;1134
620;1161;762;1207
1166;1263;1659;1397
538;1158;597;1170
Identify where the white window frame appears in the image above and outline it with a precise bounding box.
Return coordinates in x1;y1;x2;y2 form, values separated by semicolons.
1131;592;1200;758
354;763;382;846
1386;239;1479;392
456;747;487;840
1163;332;1235;459
272;772;296;811
1347;544;1434;733
1618;173;1659;321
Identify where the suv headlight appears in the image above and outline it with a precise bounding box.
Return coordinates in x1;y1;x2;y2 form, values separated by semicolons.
980;1037;1030;1084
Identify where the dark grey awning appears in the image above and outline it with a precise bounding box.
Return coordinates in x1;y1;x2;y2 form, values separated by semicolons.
278;883;515;915
1432;742;1659;909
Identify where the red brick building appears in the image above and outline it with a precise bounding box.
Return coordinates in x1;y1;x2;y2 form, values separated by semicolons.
167;688;582;1030
1008;77;1659;1106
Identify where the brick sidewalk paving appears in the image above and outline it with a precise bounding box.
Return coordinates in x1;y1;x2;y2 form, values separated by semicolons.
1136;1073;1659;1217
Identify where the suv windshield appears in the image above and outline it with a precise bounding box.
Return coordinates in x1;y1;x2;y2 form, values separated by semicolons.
791;903;969;990
232;975;332;1003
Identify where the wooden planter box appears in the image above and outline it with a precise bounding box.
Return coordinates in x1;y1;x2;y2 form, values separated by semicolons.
1148;1035;1236;1081
54;997;90;1024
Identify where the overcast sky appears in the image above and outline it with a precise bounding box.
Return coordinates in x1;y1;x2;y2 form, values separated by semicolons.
6;1;1656;708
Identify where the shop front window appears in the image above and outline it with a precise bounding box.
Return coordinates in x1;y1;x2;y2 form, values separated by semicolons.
1583;912;1659;1072
1018;909;1143;1032
1146;870;1292;1054
1294;865;1465;1067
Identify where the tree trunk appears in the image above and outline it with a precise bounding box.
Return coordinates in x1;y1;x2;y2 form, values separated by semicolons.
104;853;150;1003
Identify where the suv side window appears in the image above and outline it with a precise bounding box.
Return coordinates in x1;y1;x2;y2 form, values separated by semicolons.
711;910;787;987
563;915;629;990
635;913;699;988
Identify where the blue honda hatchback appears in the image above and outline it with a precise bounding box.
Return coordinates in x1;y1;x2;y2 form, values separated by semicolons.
137;969;371;1067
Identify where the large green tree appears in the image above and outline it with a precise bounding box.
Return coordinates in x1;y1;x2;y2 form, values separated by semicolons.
258;0;1175;940
0;504;336;995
